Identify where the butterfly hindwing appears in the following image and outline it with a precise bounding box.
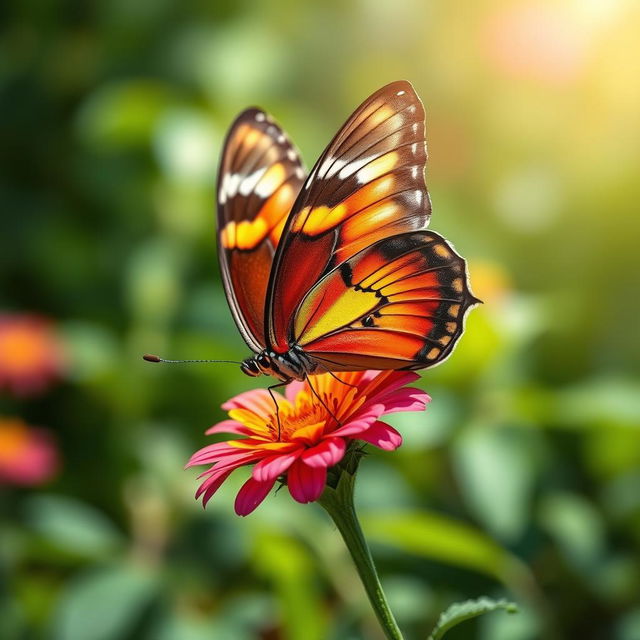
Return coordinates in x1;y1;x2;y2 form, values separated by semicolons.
217;108;306;352
292;231;478;370
265;81;432;352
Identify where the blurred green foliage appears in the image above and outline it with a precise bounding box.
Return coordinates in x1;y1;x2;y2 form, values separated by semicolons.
1;0;640;639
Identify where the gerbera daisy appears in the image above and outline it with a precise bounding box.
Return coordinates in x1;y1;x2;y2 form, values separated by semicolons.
0;314;65;396
188;370;429;515
0;417;59;486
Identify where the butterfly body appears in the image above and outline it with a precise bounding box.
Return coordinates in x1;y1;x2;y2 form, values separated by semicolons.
217;81;479;384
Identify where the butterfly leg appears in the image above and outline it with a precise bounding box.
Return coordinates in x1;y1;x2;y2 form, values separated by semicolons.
306;375;343;428
267;381;289;441
313;361;358;389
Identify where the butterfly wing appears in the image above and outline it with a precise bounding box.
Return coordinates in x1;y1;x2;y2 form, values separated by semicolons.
265;80;432;352
217;108;306;352
292;230;479;371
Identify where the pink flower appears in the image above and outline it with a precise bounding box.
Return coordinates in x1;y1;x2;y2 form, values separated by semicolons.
188;370;430;516
0;314;65;396
0;418;59;486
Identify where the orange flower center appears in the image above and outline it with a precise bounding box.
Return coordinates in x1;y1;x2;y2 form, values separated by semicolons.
268;393;331;443
228;374;368;446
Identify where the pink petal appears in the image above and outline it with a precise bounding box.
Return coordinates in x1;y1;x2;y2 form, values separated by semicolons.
285;380;305;402
234;477;276;516
379;388;431;414
361;371;421;404
196;468;234;506
222;388;289;416
205;420;254;436
252;450;302;482
186;442;246;466
187;448;265;469
331;404;385;437
301;437;346;468
358;370;380;385
287;459;327;503
357;420;403;451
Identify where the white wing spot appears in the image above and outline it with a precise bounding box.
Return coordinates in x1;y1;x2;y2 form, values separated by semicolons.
339;154;375;180
295;167;305;179
238;167;268;196
303;170;314;189
277;134;286;144
287;149;298;161
319;156;337;177
221;172;242;202
255;112;266;122
396;90;406;96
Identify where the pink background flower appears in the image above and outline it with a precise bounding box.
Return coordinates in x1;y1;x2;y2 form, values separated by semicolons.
0;418;59;486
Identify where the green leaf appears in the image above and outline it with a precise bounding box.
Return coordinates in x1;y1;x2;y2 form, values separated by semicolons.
253;530;327;640
453;426;537;542
60;322;119;382
126;238;186;321
538;491;605;572
76;80;176;148
361;510;529;586
24;495;124;558
52;564;158;640
428;597;518;640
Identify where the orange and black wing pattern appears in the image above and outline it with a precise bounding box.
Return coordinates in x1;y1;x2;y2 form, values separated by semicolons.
217;108;305;352
292;231;479;371
266;80;431;352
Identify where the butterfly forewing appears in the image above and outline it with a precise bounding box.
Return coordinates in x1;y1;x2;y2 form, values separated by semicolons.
266;81;432;352
217;108;306;351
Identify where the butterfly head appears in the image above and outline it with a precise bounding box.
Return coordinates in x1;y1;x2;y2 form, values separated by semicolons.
240;357;262;377
240;349;310;383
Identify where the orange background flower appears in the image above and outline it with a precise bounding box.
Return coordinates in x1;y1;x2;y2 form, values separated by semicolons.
0;314;65;396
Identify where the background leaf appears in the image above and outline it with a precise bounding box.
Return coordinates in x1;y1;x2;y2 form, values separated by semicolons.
24;495;124;558
51;564;158;640
361;510;532;590
428;597;518;640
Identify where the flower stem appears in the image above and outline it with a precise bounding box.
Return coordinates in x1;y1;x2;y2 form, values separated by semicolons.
318;469;404;640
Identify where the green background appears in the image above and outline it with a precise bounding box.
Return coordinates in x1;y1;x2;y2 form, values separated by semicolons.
2;1;639;638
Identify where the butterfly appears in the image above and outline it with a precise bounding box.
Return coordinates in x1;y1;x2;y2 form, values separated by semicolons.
217;80;479;387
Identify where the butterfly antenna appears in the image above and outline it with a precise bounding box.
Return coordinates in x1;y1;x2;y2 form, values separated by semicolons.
142;354;243;365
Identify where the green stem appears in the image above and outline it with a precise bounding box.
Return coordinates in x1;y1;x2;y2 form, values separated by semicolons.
318;469;404;640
